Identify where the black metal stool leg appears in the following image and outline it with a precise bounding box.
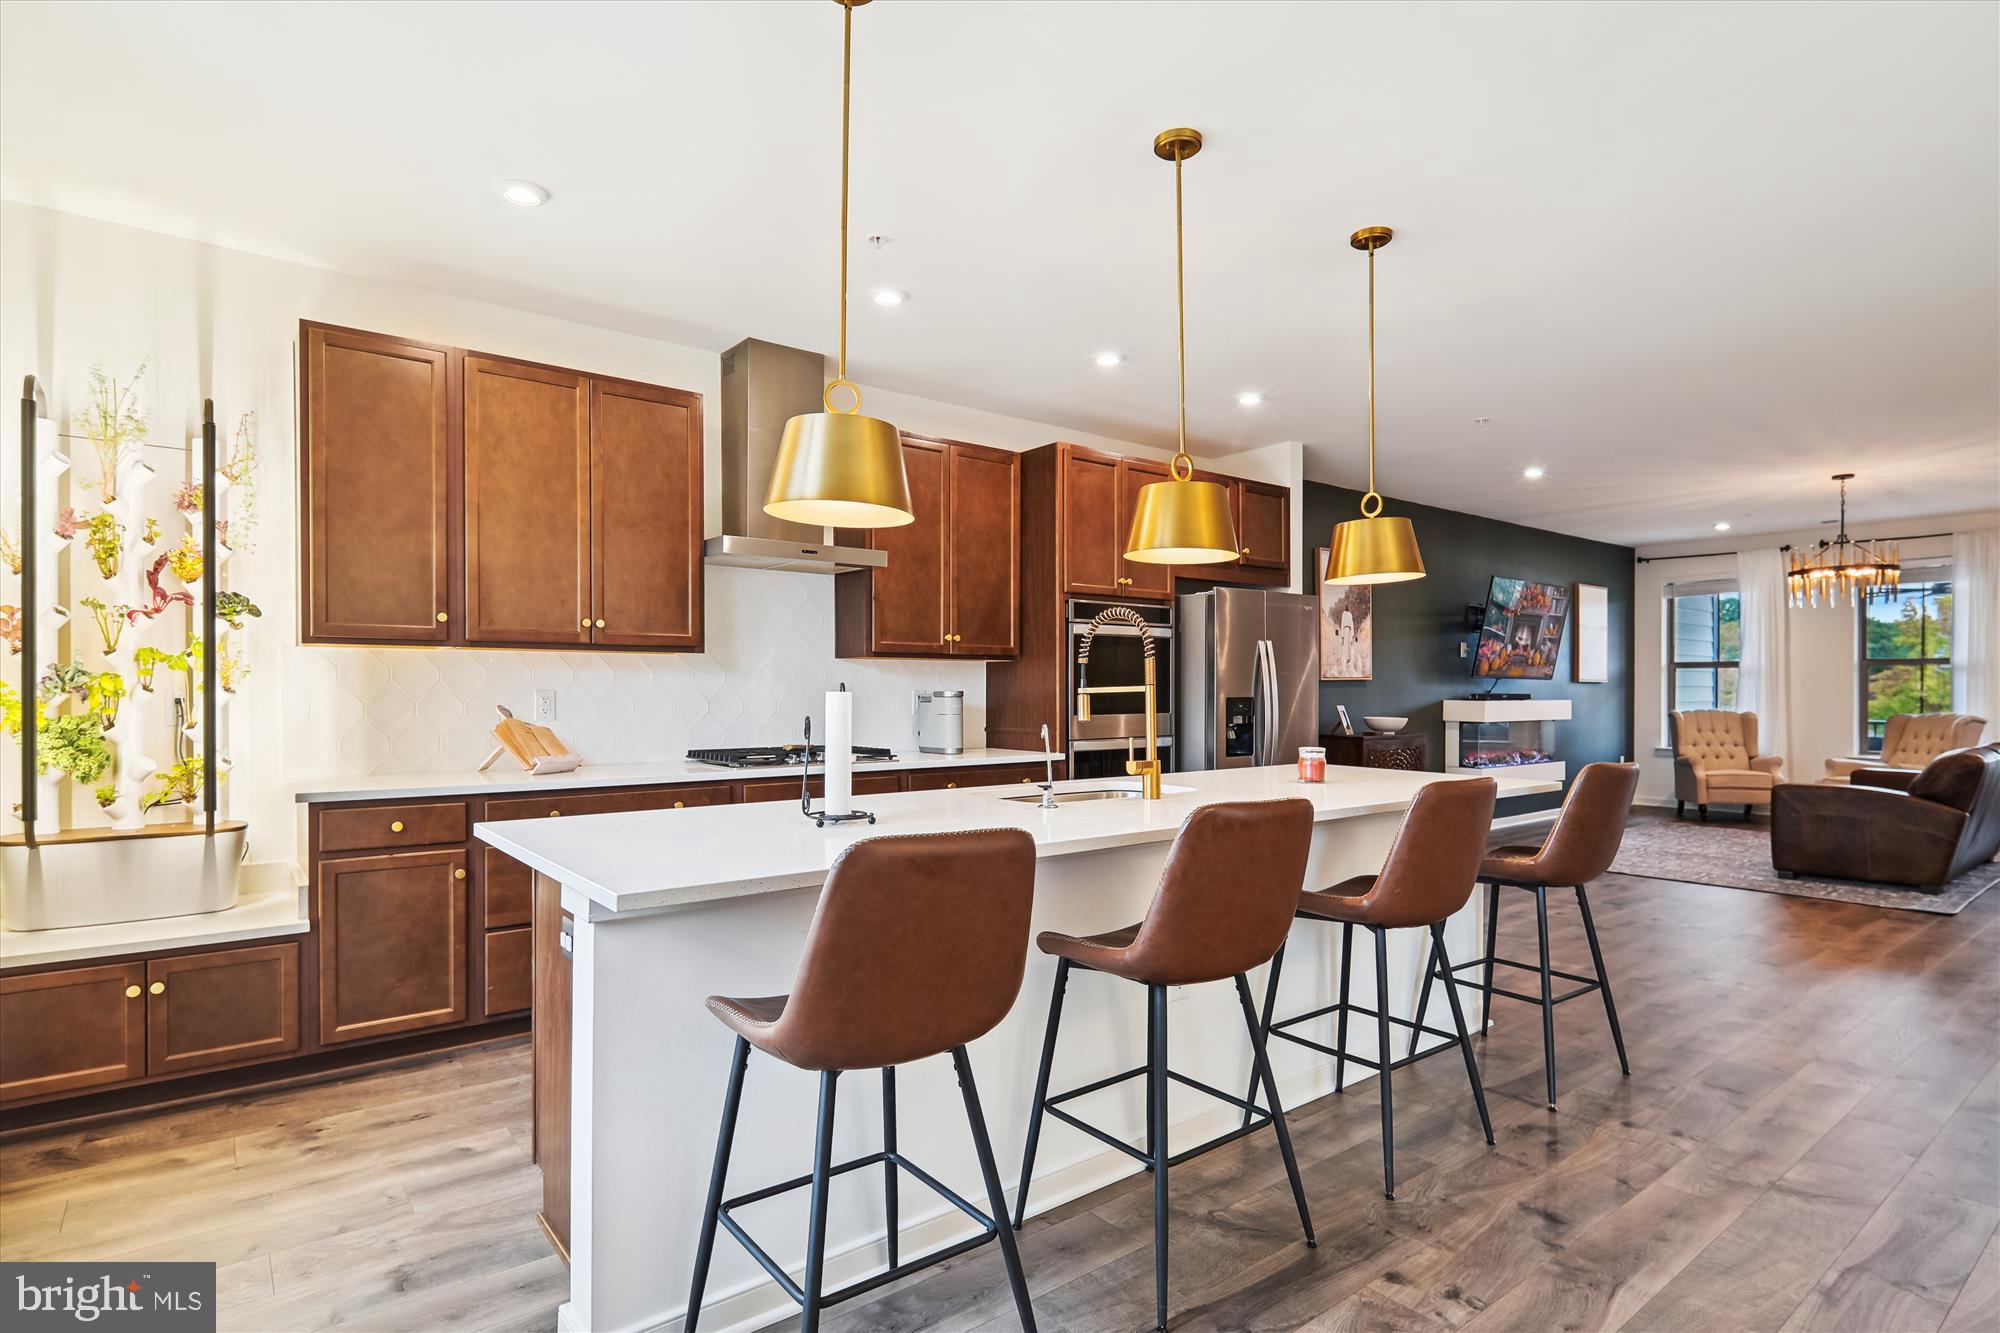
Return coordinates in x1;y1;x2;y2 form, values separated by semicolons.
1149;983;1171;1333
1480;880;1500;1033
1241;943;1287;1129
801;1070;841;1333
1372;927;1396;1199
952;1047;1038;1332
685;1036;750;1333
1431;926;1494;1145
1012;959;1069;1229
1534;884;1558;1110
1334;921;1355;1093
883;1065;899;1269
1409;929;1436;1062
1575;884;1630;1075
1235;974;1315;1247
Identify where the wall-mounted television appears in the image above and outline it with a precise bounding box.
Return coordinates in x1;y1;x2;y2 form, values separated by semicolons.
1472;576;1569;679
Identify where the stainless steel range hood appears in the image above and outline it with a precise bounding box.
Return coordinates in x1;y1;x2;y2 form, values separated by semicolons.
704;337;887;574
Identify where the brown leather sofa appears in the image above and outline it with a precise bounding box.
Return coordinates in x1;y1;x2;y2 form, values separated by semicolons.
1670;709;1785;820
1771;744;2000;889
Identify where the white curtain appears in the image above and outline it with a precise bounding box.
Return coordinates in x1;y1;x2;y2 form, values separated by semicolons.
1952;528;2000;742
1736;547;1790;769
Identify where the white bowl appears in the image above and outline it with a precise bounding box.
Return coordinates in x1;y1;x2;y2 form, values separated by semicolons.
1364;715;1409;734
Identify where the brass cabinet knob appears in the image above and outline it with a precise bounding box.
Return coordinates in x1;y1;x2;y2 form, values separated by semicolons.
674;801;685;809
125;985;141;999
947;782;958;788
1241;547;1251;555
595;619;606;629
549;810;561;818
436;611;449;623
390;820;405;833
453;868;466;880
148;981;165;996
581;618;592;629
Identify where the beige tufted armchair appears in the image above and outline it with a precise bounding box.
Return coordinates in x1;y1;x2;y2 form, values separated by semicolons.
1670;710;1785;821
1823;713;1988;783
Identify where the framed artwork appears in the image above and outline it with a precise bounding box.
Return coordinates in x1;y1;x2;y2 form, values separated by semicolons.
1333;704;1355;736
1315;547;1373;681
1573;582;1609;683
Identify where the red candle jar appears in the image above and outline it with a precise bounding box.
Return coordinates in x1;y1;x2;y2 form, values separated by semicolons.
1297;746;1326;783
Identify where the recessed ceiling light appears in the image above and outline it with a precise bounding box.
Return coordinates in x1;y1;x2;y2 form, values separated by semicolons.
872;288;907;307
1094;351;1124;368
1236;391;1264;407
1714;521;1732;532
498;179;549;208
1473;417;1492;426
1522;465;1546;480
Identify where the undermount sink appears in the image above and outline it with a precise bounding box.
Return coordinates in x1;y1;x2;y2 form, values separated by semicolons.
1000;783;1194;805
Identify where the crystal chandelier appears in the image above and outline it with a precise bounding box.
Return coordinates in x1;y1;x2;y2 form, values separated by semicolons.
1785;473;1899;608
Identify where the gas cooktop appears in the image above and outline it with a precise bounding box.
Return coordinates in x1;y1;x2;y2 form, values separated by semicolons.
687;744;896;770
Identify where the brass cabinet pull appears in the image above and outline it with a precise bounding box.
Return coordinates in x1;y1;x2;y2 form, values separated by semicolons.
674;801;685;809
125;985;141;999
390;820;405;833
453;868;466;880
436;611;449;623
947;782;958;788
595;619;606;629
148;981;166;996
581;618;591;629
549;810;561;818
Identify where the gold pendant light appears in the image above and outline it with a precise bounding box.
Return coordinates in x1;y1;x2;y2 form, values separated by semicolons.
1325;227;1425;584
1785;473;1900;608
764;0;914;530
1125;128;1240;566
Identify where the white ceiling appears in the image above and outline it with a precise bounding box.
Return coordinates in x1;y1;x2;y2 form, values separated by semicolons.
3;1;1995;546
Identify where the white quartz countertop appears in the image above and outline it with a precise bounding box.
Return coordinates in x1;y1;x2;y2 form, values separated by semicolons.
290;748;1063;804
0;872;309;971
475;765;1559;918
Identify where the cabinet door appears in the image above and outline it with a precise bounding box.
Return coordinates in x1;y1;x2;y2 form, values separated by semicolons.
317;848;468;1045
302;323;455;643
1117;458;1175;600
146;943;301;1076
865;438;951;654
533;873;573;1259
590;378;704;649
1060;446;1123;597
0;963;145;1103
464;356;591;645
1238;480;1290;570
947;443;1019;656
484;846;533;928
484;927;532;1018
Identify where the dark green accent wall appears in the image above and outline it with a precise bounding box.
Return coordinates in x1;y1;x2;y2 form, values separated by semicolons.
1303;482;1636;816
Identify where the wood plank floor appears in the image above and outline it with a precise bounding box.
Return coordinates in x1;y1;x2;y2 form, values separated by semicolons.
3;863;1994;1333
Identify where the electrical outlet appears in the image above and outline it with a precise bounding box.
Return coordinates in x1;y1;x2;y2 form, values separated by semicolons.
1459;641;1469;658
533;689;558;722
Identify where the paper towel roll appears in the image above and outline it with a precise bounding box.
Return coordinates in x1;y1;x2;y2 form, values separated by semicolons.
825;691;853;817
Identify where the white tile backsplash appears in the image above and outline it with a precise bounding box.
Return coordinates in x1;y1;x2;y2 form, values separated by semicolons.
281;566;987;777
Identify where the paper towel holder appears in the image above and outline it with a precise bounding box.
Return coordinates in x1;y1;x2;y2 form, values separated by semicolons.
799;714;877;827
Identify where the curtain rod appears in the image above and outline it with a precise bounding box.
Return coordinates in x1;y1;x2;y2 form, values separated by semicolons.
1636;530;1955;564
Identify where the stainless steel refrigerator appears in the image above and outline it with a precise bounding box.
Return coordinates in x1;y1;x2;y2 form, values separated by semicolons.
1177;588;1321;770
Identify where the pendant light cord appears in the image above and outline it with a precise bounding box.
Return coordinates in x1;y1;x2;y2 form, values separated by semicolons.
837;0;852;384
1172;143;1192;479
1366;241;1377;498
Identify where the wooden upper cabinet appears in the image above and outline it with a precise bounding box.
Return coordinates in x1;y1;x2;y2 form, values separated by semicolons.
835;436;1018;658
1116;457;1174;600
947;442;1020;656
1238;480;1290;570
464;356;592;645
301;323;455;643
0;963;146;1104
1059;445;1123;597
590;378;703;649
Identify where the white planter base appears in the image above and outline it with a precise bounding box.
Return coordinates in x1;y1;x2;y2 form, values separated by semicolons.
1;823;248;931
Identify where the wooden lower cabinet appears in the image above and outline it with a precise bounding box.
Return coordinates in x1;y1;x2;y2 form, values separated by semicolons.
0;963;145;1103
146;943;301;1076
533;873;573;1261
484;927;532;1018
904;763;1052;792
317;848;469;1045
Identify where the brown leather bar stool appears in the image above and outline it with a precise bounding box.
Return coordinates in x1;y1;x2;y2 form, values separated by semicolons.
1247;776;1499;1200
1427;761;1640;1112
685;829;1039;1333
1012;799;1318;1333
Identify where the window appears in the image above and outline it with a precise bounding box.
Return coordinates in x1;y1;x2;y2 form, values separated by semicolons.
1860;577;1952;752
1668;586;1740;714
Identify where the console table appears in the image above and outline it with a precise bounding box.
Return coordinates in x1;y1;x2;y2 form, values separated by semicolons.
1325;732;1428;771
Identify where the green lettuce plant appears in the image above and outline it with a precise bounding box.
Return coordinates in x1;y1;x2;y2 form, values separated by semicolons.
73;361;148;503
215;591;261;629
80;597;129;656
94;783;119;809
84;511;124;579
41;713;112;785
144;755;213;810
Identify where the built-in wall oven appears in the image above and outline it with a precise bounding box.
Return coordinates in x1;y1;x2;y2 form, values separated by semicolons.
1066;598;1175;780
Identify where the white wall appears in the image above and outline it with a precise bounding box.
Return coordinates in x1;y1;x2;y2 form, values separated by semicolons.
0;202;1303;873
1632;510;1998;802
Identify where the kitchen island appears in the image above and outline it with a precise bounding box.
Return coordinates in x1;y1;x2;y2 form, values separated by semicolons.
477;764;1558;1333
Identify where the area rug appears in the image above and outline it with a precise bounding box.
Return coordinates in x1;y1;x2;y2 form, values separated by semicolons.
1605;809;1997;914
